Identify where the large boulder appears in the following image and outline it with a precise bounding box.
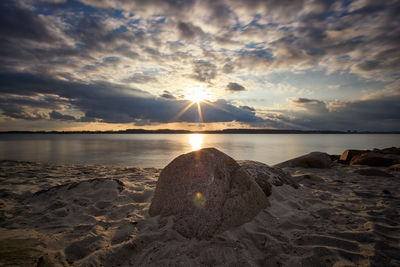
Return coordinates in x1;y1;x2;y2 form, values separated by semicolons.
237;160;299;196
149;148;268;239
350;152;400;167
274;152;332;169
340;149;367;164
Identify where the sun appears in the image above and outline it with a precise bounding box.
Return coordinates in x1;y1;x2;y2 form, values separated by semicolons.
185;86;209;103
173;85;228;123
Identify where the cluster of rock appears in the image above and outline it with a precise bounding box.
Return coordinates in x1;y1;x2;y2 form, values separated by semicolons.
339;147;400;167
149;147;399;239
149;148;298;239
269;147;400;174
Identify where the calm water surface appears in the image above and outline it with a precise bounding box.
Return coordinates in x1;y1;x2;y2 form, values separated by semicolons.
0;134;399;167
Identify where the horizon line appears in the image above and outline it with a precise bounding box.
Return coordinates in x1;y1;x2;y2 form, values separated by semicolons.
1;129;399;134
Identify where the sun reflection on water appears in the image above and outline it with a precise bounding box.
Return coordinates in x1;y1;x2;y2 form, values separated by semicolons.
189;134;203;151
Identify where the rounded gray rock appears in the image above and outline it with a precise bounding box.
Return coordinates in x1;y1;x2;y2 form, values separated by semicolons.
350;152;400;167
237;160;299;196
274;152;332;168
149;148;268;239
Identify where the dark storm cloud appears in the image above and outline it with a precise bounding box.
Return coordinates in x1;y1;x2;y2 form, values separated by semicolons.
49;111;76;121
291;97;329;113
0;0;68;72
191;60;217;82
0;72;261;124
177;21;204;39
240;105;255;112
159;90;176;99
199;99;262;123
0;1;57;42
69;15;136;52
226;82;246;92
292;98;317;104
354;48;400;72
281;96;400;131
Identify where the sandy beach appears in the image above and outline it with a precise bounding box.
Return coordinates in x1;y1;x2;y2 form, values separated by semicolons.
2;0;400;265
0;150;399;267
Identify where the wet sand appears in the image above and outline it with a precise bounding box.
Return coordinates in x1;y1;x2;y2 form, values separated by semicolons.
0;159;399;266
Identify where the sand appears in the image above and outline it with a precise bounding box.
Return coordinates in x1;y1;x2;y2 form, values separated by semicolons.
0;159;399;266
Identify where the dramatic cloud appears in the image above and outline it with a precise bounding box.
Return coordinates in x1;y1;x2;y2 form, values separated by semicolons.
226;82;246;93
191;60;217;82
177;21;204;39
272;96;400;131
123;73;158;84
49;111;76;121
0;1;57;42
0;0;399;131
159;90;176;99
0;72;261;124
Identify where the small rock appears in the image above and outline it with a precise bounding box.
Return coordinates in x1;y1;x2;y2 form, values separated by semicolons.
339;150;367;164
274;152;332;169
237;160;299;196
350;152;399;167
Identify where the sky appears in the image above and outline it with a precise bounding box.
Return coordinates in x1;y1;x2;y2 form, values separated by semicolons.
0;0;399;131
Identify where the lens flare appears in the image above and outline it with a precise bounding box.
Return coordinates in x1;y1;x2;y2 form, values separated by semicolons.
193;192;206;208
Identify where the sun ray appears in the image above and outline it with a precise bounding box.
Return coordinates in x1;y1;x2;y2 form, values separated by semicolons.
202;100;230;113
171;101;195;122
196;102;203;123
170;86;234;124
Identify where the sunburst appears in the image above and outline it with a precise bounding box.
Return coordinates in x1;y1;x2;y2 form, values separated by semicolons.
172;86;228;123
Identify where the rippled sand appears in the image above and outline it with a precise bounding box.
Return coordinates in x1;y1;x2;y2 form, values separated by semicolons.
0;160;399;266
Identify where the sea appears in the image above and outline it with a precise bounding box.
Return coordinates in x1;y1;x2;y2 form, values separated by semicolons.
0;134;399;167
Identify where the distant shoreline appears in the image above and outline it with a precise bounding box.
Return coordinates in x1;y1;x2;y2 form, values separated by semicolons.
1;129;399;134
